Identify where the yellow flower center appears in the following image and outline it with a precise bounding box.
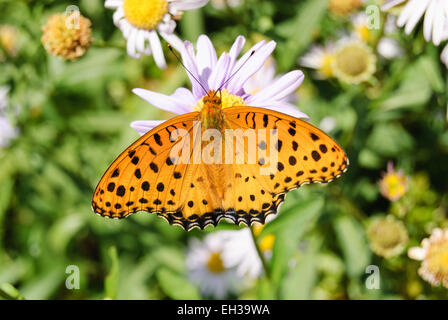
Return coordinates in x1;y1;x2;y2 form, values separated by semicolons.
194;89;247;112
123;0;169;30
356;25;372;43
425;241;448;276
207;251;226;273
383;174;407;200
330;0;363;16
333;42;376;84
368;217;408;258
319;54;335;78
259;234;275;253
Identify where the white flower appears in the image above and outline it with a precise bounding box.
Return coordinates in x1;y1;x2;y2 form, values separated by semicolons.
299;43;336;79
105;0;209;68
408;228;448;289
186;233;243;298
382;0;448;46
377;37;403;59
218;228;264;279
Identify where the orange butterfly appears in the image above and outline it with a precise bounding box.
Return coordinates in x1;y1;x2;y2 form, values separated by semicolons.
91;89;349;230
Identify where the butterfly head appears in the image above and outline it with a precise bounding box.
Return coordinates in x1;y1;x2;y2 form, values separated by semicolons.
200;90;224;129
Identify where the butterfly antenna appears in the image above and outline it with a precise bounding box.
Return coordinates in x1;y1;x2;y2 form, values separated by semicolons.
214;50;256;97
168;44;208;95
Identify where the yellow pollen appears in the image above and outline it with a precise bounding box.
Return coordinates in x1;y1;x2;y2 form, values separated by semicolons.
194;89;247;112
356;25;372;43
123;0;169;30
426;241;448;277
207;252;226;273
381;173;407;200
259;234;275;253
319;54;335;78
252;224;264;237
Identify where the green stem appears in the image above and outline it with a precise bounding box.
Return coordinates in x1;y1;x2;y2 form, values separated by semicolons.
249;227;271;279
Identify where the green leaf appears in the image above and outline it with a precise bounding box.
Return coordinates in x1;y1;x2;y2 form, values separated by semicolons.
280;237;320;299
0;283;25;300
366;123;414;157
276;0;328;71
156;268;200;300
105;246;119;300
269;198;324;286
333;215;371;278
257;277;276;300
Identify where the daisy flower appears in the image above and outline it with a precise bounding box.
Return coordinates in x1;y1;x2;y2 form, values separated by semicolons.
382;0;448;46
332;37;377;84
131;34;307;135
408;228;448;289
299;43;336;79
105;0;209;68
186;233;242;298
367;216;409;258
379;162;408;201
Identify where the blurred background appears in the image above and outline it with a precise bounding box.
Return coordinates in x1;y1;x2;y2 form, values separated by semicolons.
0;0;447;300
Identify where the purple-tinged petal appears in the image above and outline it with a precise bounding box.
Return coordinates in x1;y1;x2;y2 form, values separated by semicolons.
252;101;309;120
133;88;192;114
180;41;208;99
130;120;165;136
228;35;246;69
196;35;217;79
247;70;304;105
170;87;197;107
226;41;276;95
208;53;231;89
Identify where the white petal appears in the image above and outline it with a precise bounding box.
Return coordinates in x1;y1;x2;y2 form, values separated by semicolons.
408;247;426;260
105;0;123;10
208;53;231;89
148;30;167;69
170;0;209;11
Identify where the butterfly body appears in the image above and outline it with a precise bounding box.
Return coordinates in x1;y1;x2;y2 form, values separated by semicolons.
92;93;349;230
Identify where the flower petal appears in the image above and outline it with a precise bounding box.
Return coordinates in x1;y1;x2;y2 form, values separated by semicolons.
196;35;218;80
130;120;165;136
133;88;192;114
148;30;167;69
227;41;276;95
247;70;304;105
251;100;309;120
170;0;209;12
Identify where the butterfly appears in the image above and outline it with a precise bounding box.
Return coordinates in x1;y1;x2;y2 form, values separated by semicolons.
91;89;349;231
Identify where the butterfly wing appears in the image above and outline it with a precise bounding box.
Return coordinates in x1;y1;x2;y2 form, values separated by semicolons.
220;106;349;225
